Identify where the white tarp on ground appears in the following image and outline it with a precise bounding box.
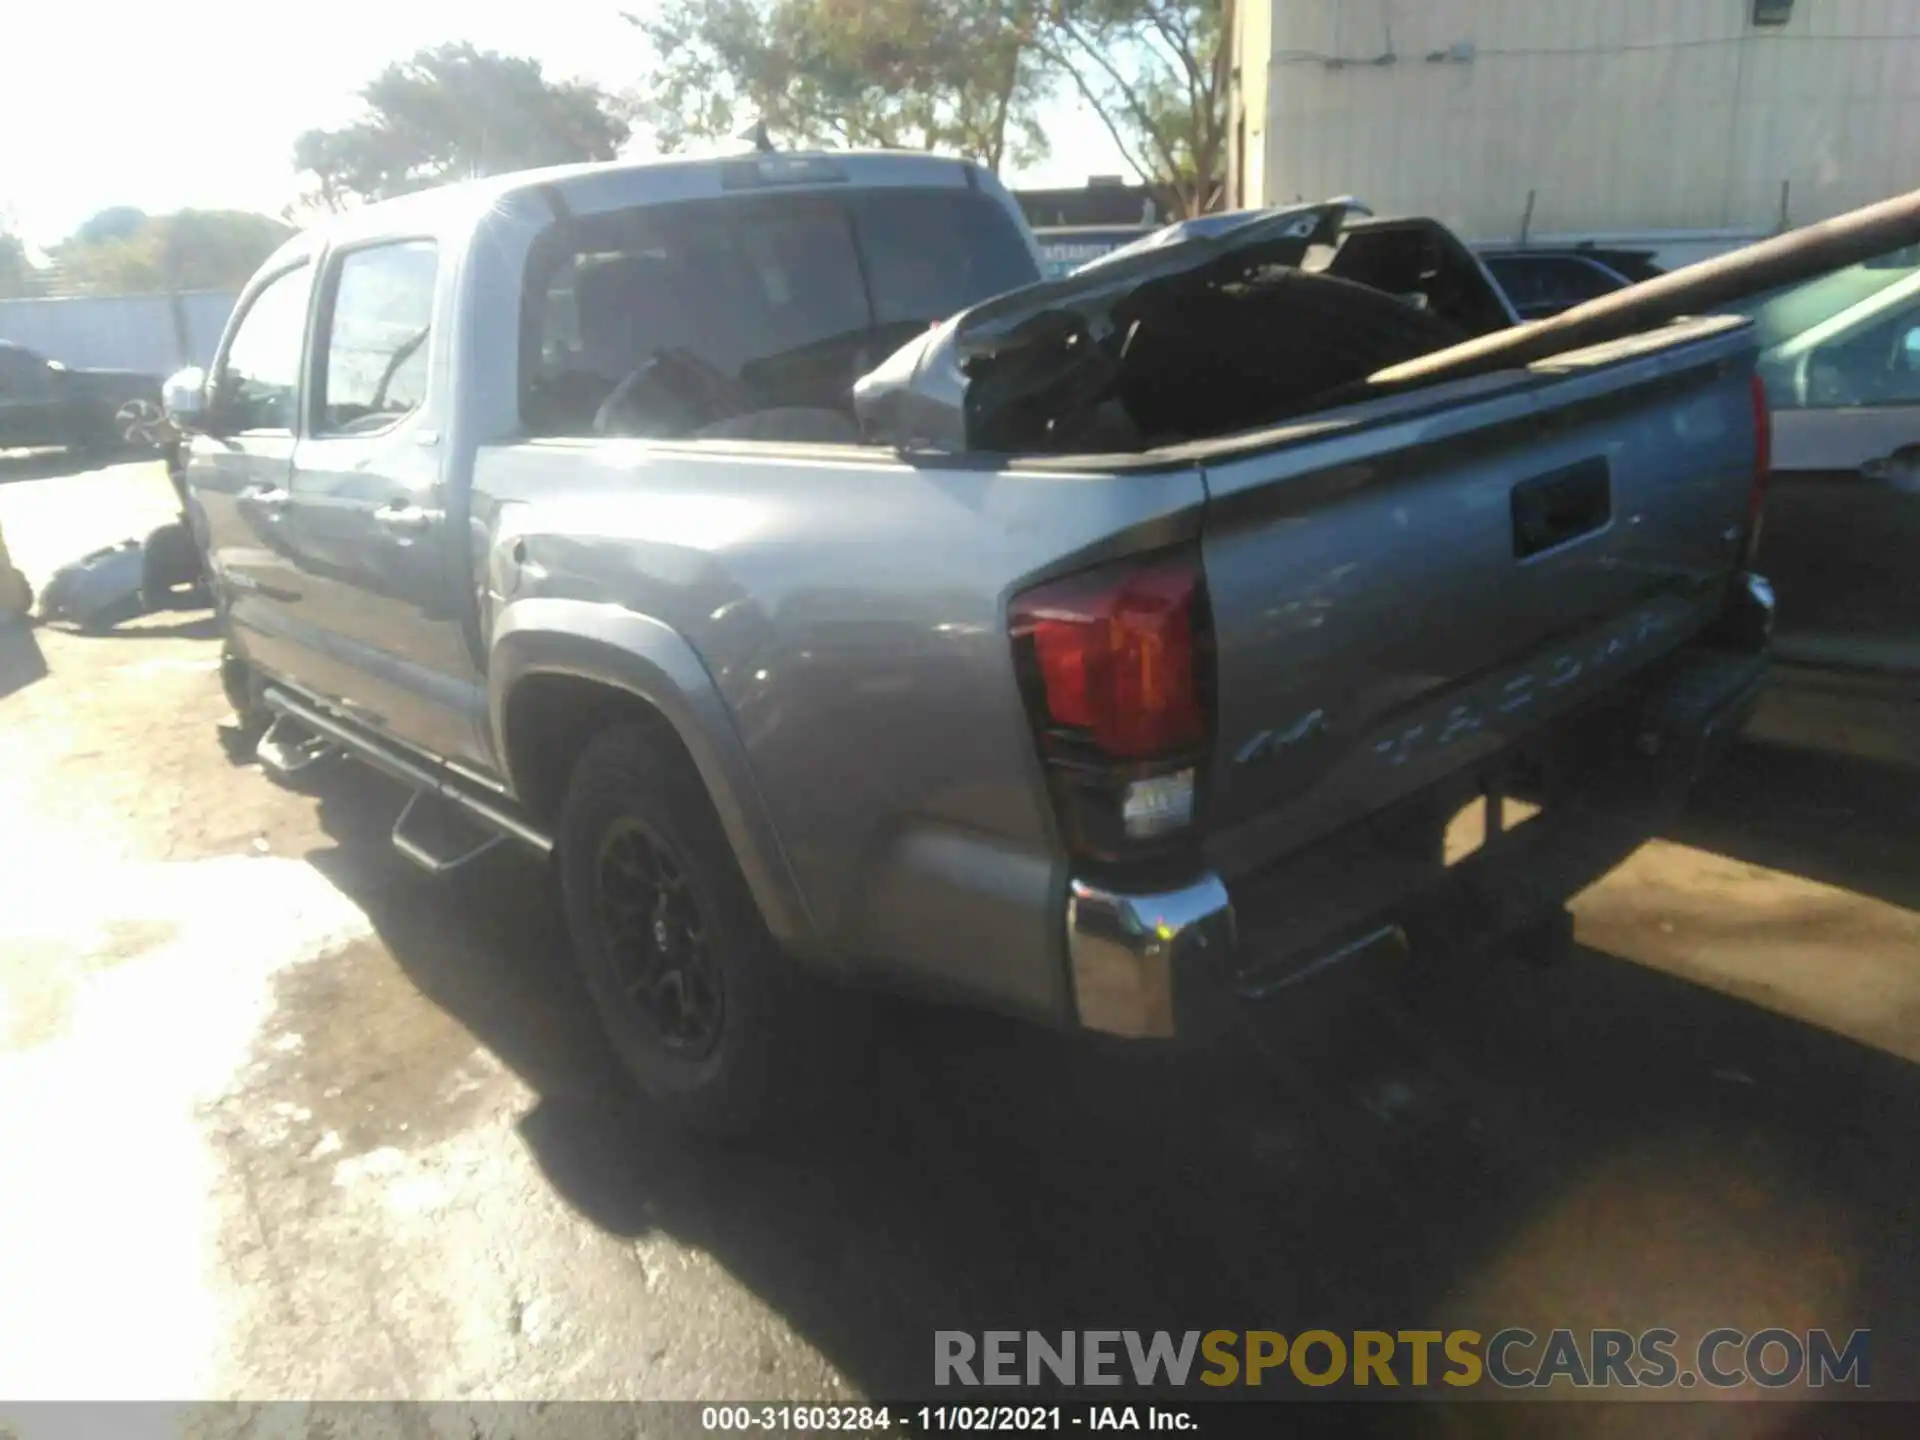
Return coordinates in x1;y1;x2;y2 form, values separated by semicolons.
0;291;238;375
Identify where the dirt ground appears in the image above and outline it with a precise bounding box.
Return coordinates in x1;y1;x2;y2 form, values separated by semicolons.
2;457;1917;1431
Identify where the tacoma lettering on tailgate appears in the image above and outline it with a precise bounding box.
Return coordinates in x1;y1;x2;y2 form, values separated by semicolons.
1234;599;1686;773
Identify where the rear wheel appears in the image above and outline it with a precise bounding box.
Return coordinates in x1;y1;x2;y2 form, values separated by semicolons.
557;722;820;1136
115;398;165;449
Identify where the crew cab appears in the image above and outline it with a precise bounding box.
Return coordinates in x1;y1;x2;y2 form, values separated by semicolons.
173;151;1785;1133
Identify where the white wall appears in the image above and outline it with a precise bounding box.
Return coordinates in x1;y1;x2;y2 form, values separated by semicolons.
1245;0;1920;241
1232;0;1275;207
0;292;236;376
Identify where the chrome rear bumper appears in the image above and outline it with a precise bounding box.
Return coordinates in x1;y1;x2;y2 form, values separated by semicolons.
1066;873;1234;1038
1065;577;1773;1040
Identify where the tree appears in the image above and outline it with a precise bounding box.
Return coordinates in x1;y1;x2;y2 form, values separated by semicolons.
632;1;1232;215
162;211;295;289
68;205;148;247
293;43;630;209
0;230;40;299
626;0;1048;173
69;206;149;248
1028;0;1233;217
45;210;294;296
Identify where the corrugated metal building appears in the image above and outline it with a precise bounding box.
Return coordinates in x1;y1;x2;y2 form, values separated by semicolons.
0;291;237;376
1231;0;1920;244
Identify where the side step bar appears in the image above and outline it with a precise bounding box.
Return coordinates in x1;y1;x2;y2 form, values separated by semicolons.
260;687;553;863
255;714;335;775
391;791;507;875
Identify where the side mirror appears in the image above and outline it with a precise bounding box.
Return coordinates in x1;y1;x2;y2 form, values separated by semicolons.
1901;325;1920;369
162;366;211;431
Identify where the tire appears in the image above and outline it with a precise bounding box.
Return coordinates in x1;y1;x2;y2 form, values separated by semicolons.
140;522;200;611
75;593;143;633
115;398;165;449
556;722;818;1136
70;412;124;464
220;644;272;747
0;566;30;622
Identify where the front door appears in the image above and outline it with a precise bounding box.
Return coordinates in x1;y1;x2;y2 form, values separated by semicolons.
187;261;315;684
281;238;482;764
1748;265;1920;768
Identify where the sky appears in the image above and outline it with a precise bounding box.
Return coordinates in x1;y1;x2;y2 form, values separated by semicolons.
0;0;1130;249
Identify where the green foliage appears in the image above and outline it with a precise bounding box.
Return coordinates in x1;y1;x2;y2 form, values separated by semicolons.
36;210;295;297
626;0;1049;172
0;230;39;299
1029;0;1232;216
70;206;149;248
630;0;1231;214
293;42;631;209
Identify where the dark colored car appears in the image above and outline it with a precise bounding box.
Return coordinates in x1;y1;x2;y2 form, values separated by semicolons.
1478;247;1664;320
0;340;164;453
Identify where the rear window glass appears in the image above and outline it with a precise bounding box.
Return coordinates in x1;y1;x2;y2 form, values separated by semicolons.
521;187;1039;439
1485;256;1627;316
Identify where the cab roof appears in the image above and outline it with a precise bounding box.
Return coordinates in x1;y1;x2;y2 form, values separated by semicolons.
260;149;998;272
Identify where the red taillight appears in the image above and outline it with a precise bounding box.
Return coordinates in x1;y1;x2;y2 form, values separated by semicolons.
1012;558;1207;759
1010;551;1212;868
1746;371;1771;564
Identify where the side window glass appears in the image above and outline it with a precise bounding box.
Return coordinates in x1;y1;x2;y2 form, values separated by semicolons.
218;265;314;433
1486;259;1552;316
317;240;438;435
520;196;871;439
1798;303;1920;409
1489;258;1619;318
1543;258;1625;303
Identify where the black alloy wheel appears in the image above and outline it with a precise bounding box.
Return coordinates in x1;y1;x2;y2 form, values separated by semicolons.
593;816;725;1059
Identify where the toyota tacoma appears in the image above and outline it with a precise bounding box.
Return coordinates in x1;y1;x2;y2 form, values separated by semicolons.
170;150;1876;1132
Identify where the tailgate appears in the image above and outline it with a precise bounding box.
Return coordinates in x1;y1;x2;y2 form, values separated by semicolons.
1197;316;1758;874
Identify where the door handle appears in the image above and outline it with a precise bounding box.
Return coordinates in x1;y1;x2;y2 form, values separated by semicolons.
374;502;435;536
239;484;289;508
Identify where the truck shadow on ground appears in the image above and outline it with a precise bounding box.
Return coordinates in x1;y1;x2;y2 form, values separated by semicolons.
0;447;157;486
298;755;1920;1414
48;609;222;642
0;452;85;486
0;620;48;700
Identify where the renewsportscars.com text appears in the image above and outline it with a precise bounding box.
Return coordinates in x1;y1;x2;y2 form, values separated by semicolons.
934;1328;1871;1391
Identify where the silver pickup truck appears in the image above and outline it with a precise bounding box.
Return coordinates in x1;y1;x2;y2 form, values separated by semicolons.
172;150;1785;1132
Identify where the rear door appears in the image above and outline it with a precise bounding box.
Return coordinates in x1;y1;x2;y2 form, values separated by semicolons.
187;261;315;681
281;237;481;762
1747;269;1920;766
